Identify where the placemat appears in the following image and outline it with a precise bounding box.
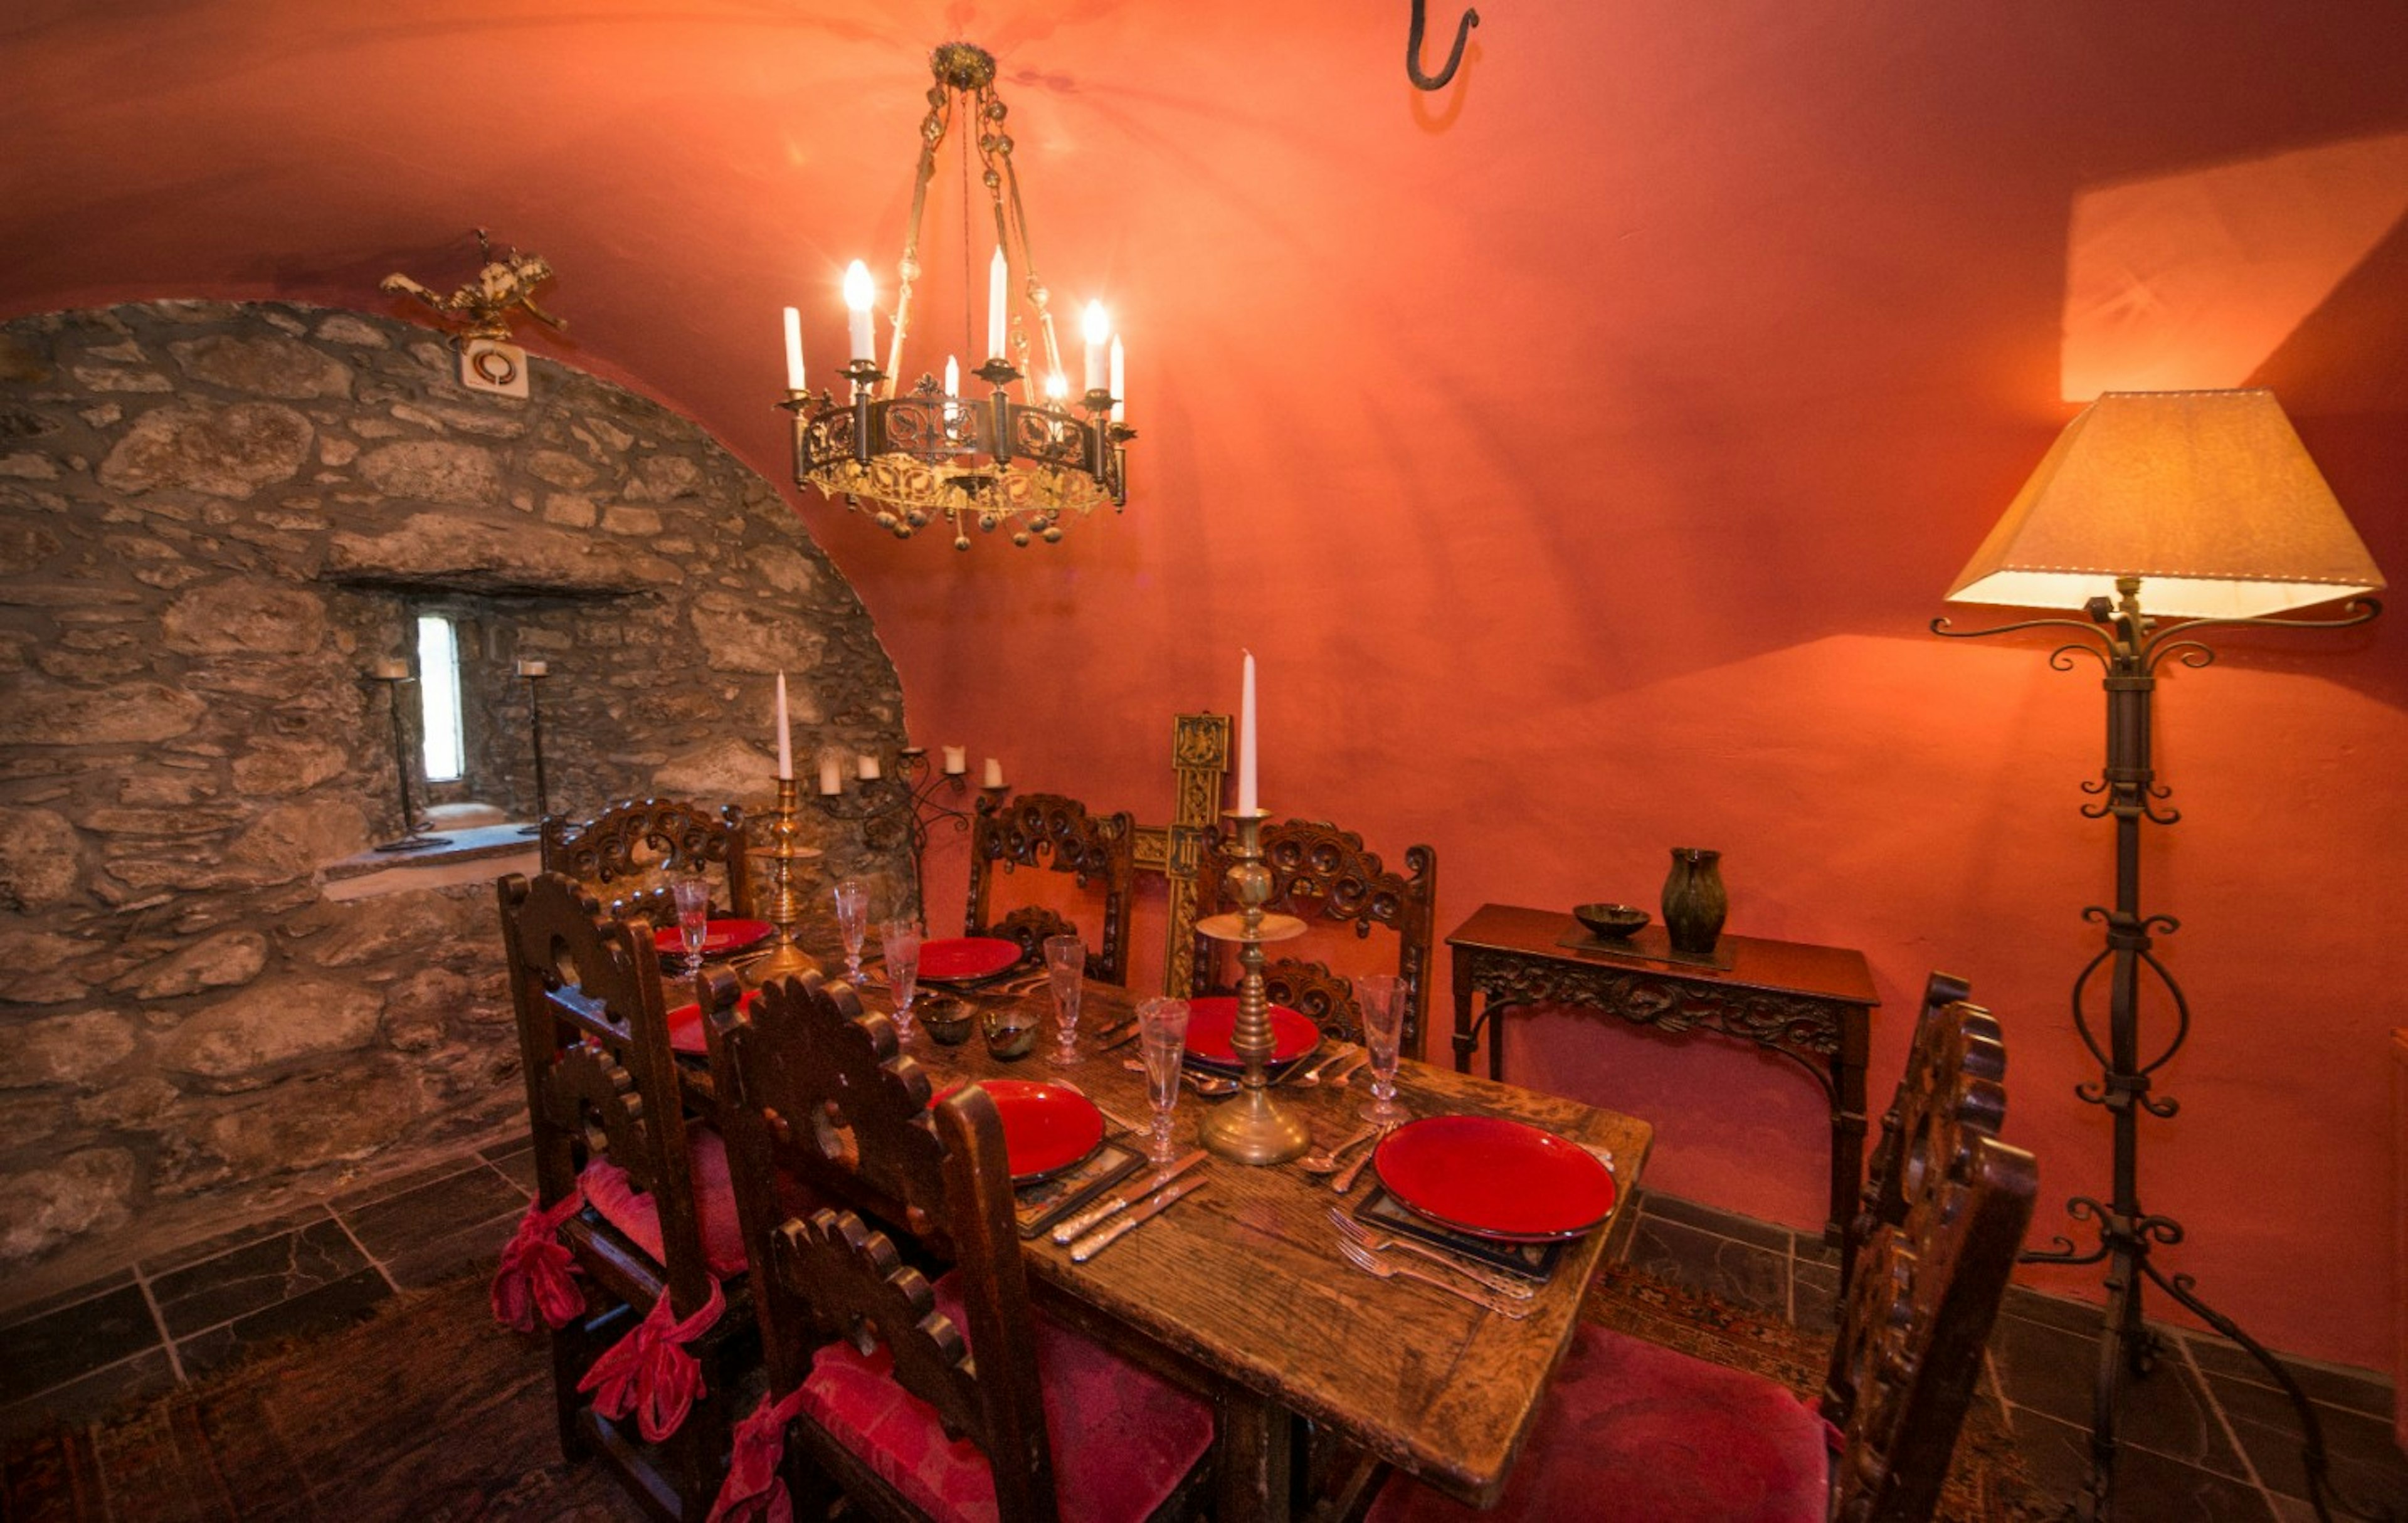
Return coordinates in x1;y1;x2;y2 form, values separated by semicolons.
1356;1184;1569;1280
1012;1140;1144;1238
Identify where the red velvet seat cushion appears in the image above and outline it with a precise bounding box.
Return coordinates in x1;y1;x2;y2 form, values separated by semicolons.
1366;1324;1829;1523
799;1272;1214;1523
579;1127;751;1277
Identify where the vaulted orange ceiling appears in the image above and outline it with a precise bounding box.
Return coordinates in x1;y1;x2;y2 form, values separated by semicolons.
6;1;2405;1366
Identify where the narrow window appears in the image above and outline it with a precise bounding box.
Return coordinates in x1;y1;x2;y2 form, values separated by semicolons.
416;613;467;783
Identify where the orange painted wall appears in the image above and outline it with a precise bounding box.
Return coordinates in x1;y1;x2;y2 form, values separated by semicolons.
4;1;2403;1367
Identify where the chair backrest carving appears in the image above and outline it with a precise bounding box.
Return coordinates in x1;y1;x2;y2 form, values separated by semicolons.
705;967;1060;1517
541;796;756;922
497;870;715;1315
1193;818;1438;1054
965;791;1138;984
1823;996;2034;1522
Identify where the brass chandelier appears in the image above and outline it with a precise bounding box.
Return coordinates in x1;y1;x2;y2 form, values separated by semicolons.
780;42;1131;549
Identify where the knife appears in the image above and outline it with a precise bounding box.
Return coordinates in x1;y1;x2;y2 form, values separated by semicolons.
1099;1021;1143;1053
1067;1176;1208;1262
1051;1150;1207;1244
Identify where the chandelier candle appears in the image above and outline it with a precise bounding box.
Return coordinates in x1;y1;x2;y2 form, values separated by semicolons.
986;248;1007;360
779;41;1133;548
843;261;875;362
942;746;967;776
781;307;804;392
1082;302;1111;395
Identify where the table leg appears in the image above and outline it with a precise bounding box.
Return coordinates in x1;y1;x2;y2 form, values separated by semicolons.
1450;957;1510;1082
1827;1003;1871;1277
1216;1385;1294;1523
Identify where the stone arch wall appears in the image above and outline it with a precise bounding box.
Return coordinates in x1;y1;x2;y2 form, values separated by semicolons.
0;299;907;1295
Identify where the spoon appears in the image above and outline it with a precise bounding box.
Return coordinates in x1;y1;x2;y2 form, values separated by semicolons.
1296;1122;1381;1176
1121;1058;1238;1097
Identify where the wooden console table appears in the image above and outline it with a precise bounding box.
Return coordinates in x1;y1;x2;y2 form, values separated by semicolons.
1447;903;1878;1245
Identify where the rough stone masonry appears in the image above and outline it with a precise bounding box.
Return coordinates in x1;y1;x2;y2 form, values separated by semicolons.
0;299;907;1293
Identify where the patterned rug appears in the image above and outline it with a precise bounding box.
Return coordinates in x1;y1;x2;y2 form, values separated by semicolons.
4;1264;2047;1520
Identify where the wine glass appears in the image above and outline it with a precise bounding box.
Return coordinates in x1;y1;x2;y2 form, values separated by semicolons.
1042;933;1085;1067
833;879;869;981
880;919;922;1043
671;875;711;972
1354;973;1407;1126
1136;996;1191;1163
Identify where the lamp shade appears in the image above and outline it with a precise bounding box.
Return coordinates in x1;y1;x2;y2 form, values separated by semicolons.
1946;389;2385;619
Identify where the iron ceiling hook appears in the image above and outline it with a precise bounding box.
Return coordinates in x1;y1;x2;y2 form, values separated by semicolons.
1407;0;1480;90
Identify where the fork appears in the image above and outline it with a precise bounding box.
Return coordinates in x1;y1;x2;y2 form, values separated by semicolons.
1328;1208;1534;1299
1334;1237;1530;1319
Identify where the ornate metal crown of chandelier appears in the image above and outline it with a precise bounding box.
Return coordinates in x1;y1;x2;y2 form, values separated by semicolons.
779;42;1131;549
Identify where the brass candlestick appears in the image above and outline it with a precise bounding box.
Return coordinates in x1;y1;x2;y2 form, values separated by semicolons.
1198;808;1311;1166
751;774;825;981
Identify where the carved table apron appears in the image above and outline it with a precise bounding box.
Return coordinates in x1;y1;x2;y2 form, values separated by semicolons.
1447;902;1876;1250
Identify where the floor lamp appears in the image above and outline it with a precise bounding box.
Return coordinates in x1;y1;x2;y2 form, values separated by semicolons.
1932;389;2386;1522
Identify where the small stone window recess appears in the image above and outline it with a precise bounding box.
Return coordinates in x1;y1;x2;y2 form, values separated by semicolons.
391;599;522;833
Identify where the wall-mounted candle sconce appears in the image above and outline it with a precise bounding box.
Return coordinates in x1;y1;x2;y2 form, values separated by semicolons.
812;745;1007;914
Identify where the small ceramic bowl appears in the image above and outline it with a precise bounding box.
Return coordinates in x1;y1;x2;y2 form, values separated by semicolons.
981;1007;1039;1062
919;996;974;1046
1575;902;1650;940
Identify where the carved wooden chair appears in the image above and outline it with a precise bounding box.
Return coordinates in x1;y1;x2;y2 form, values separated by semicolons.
492;870;758;1520
541;796;756;928
963;791;1139;984
1363;993;2034;1523
700;965;1217;1523
1190;818;1438;1056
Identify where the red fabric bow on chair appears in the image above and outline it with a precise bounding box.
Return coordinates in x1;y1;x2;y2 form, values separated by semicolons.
708;1386;808;1523
578;1278;727;1443
490;1188;586;1333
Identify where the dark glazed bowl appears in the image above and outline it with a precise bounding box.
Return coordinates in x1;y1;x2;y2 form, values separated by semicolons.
982;1007;1039;1062
920;996;974;1046
1575;902;1650;940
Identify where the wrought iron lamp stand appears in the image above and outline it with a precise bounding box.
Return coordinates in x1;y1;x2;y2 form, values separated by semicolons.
369;670;450;855
1935;577;2380;1523
1196;808;1312;1166
515;665;549;837
813;747;1000;919
752;774;825;982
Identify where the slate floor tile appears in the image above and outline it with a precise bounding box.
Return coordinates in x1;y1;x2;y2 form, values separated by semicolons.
2185;1332;2398;1420
2010;1403;2277;1522
337;1162;527;1263
1624;1213;1788;1319
1989;1312;2251;1479
2208;1371;2408;1514
380;1209;525;1292
0;1269;134;1334
137;1206;330;1280
0;1282;161;1406
0;1349;177;1448
148;1218;370;1341
1639;1190;1793;1253
174;1267;392;1381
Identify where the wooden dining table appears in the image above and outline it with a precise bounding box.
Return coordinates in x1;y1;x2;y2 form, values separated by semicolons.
863;971;1658;1523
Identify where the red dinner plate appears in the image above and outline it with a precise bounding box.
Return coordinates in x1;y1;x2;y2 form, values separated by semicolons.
664;988;761;1055
1183;996;1319;1070
916;936;1023;984
936;1079;1105;1183
1373;1115;1618;1241
653;919;774;958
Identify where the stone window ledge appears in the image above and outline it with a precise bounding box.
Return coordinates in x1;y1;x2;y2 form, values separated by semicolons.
322;822;539;902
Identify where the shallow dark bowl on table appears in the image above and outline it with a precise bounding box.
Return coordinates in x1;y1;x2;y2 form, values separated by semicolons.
1574;903;1650;940
982;1006;1040;1061
921;996;974;1046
